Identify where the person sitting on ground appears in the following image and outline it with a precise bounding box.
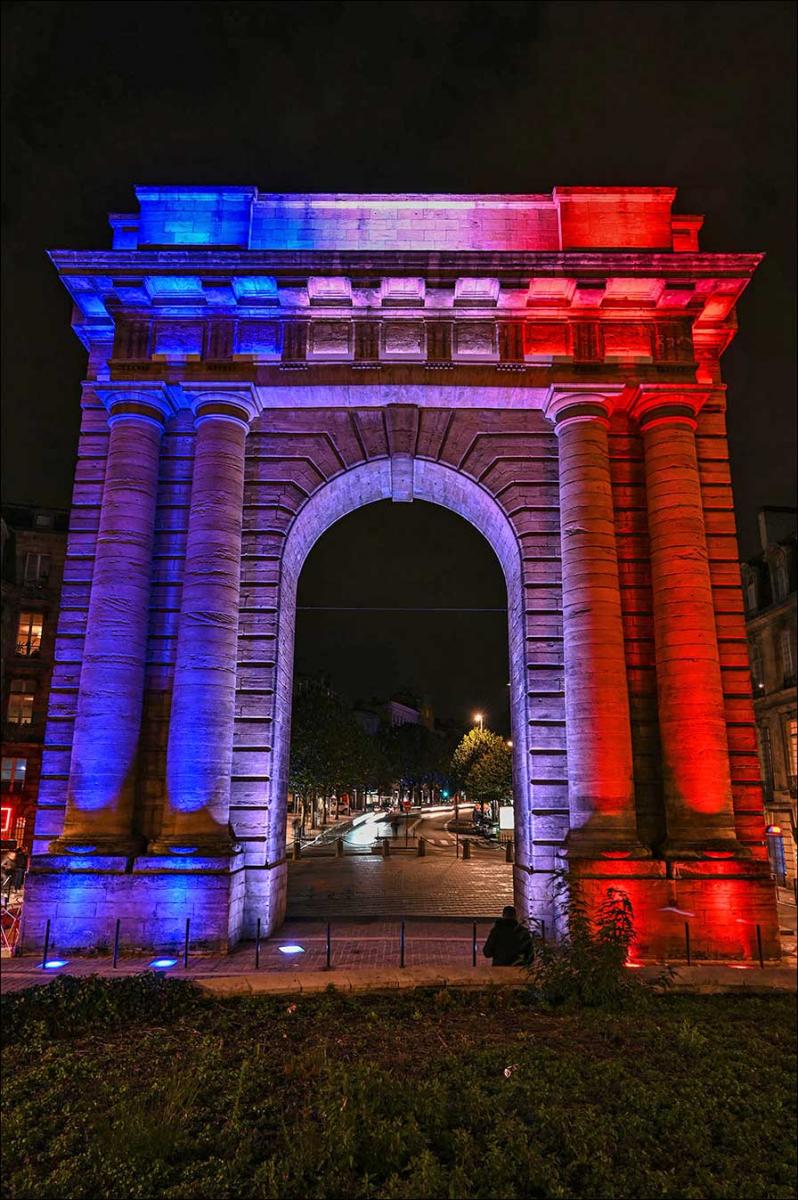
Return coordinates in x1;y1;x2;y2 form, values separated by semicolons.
483;905;533;966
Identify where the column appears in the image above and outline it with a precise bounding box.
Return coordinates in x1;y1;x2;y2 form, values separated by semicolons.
154;393;253;854
546;390;645;855
53;389;169;854
634;390;740;854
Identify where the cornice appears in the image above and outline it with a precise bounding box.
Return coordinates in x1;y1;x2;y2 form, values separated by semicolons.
49;248;764;278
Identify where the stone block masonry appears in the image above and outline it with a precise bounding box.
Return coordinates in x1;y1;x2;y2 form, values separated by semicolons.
22;186;779;959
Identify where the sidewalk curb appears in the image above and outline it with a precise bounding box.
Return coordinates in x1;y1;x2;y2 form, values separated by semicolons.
195;964;798;997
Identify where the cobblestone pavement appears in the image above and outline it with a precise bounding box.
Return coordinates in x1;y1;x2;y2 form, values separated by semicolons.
286;853;514;918
0;918;500;993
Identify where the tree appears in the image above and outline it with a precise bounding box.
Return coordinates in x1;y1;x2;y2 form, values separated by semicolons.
289;678;395;826
381;721;452;804
467;740;512;803
451;726;513;813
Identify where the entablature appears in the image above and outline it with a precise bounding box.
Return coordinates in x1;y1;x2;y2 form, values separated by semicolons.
52;250;759;375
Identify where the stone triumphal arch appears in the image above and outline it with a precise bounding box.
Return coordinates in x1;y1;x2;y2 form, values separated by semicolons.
22;187;780;960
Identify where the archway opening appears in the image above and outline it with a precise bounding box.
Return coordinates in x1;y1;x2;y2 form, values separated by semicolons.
286;498;514;918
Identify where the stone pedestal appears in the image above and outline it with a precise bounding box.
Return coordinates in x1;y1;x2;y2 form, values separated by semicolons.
567;856;780;961
22;852;246;954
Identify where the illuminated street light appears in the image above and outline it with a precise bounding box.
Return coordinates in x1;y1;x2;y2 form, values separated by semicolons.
473;712;484;731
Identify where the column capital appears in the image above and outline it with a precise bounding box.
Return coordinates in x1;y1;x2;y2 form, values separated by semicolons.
95;383;178;427
630;386;710;431
543;385;626;432
183;385;259;430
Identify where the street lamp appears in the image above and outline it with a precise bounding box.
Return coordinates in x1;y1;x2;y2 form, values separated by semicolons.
473;712;484;731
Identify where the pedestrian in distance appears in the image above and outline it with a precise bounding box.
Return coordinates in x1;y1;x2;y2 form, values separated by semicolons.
483;905;533;966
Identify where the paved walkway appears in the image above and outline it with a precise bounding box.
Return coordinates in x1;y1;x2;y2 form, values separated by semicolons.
286;855;514;918
4;912;796;995
0;918;498;993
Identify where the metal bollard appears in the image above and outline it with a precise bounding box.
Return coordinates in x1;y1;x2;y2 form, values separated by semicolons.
462;838;471;860
41;918;51;969
255;917;261;970
112;918;121;969
382;837;390;858
684;921;692;965
472;921;477;967
183;918;190;969
400;920;405;968
756;923;764;969
292;840;301;861
539;919;546;945
505;839;514;864
336;837;344;857
326;922;332;969
417;836;426;857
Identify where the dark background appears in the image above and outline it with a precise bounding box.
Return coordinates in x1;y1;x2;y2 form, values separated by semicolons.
2;1;795;729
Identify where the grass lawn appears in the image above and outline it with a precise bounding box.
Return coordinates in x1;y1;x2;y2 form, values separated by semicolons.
1;976;795;1199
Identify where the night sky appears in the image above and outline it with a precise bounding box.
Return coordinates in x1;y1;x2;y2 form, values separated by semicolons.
2;1;795;729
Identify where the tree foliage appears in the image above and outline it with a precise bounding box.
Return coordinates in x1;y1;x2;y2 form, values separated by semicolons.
451;726;512;800
289;680;453;808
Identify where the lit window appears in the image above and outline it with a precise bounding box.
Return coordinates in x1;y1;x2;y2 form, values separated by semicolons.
7;680;34;726
23;553;51;585
1;757;27;793
15;612;43;657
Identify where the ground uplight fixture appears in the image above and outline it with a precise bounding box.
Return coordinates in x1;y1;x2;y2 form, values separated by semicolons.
148;957;178;970
278;944;305;955
41;959;70;970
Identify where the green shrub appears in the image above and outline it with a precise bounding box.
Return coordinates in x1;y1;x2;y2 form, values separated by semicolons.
526;873;669;1008
1;972;204;1045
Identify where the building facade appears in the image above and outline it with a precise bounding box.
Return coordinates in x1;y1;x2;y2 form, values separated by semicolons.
21;186;780;960
742;509;797;887
1;505;68;850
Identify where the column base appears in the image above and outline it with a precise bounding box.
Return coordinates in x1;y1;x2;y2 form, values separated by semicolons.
48;834;145;858
660;837;750;859
567;855;781;962
565;829;651;860
20;851;246;955
147;835;241;857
